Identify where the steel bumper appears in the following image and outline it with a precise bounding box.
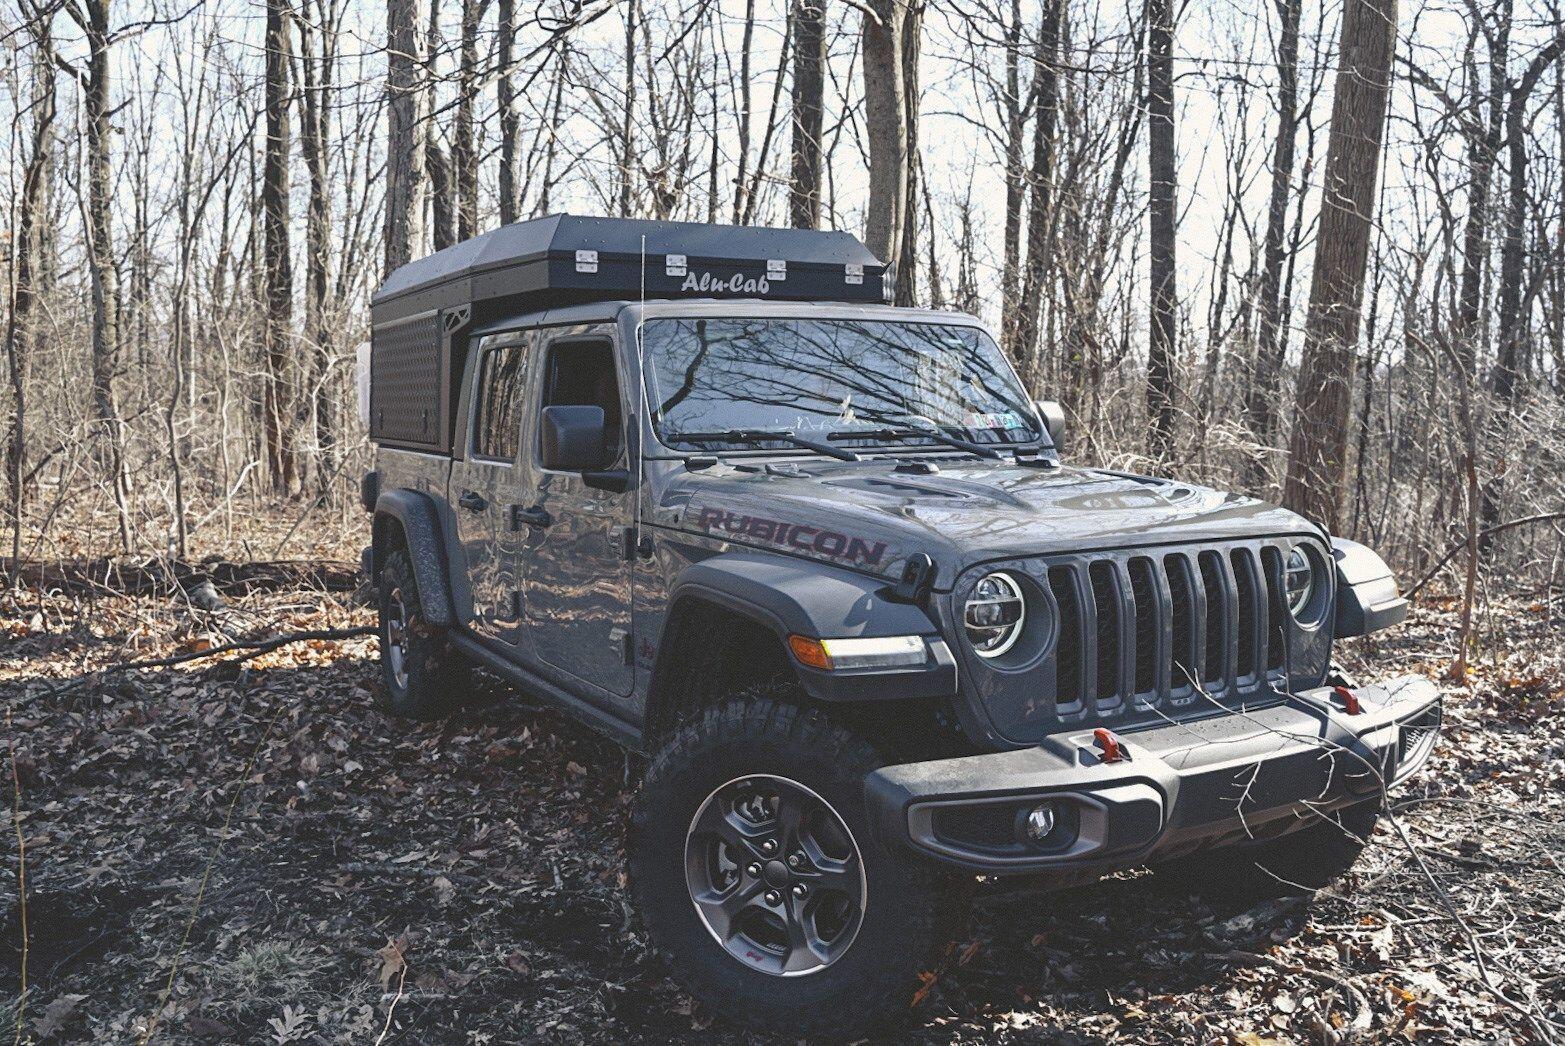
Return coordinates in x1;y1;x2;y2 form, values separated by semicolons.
865;675;1442;874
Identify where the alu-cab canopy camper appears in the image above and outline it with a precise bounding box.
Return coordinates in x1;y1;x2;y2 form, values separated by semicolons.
367;213;890;452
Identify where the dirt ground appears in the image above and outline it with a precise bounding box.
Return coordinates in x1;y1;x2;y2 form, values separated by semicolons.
1;563;1562;1043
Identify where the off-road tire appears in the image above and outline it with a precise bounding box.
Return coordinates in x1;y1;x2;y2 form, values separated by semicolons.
629;692;966;1039
375;549;470;719
1155;799;1381;901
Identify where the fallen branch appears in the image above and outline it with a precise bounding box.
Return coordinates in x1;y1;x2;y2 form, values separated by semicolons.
1404;512;1565;601
1211;949;1372;1041
0;556;361;598
11;626;375;703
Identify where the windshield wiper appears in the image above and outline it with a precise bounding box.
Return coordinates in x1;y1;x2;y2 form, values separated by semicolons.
671;429;862;462
827;426;1003;459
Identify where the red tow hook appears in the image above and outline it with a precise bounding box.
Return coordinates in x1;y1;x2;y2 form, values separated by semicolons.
1333;685;1363;715
1093;728;1124;763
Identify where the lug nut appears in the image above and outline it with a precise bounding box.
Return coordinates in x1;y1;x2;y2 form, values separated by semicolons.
792;883;808;898
746;863;762;877
760;839;778;855
764;890;781;905
788;852;804;869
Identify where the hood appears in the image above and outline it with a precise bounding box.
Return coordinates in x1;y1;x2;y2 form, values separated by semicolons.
657;457;1322;587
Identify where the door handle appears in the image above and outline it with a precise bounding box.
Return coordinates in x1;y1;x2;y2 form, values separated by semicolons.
511;505;552;529
458;490;487;512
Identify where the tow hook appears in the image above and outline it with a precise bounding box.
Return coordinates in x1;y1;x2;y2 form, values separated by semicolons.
1093;728;1124;763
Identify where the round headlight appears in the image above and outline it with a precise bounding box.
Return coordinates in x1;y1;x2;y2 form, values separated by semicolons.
965;572;1025;657
1284;546;1315;618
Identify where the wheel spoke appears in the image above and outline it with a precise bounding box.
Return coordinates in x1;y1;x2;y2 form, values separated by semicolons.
692;880;765;942
689;797;766;858
780;894;831;974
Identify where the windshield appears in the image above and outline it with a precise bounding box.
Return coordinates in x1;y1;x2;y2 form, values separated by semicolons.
641;317;1041;451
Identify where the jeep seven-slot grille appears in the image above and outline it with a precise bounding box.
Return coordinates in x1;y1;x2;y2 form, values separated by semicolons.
1046;544;1287;712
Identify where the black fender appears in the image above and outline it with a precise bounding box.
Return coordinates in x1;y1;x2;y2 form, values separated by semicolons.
1331;538;1407;638
662;551;958;703
372;488;456;627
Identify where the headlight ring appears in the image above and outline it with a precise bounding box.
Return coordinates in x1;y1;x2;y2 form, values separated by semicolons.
965;572;1026;657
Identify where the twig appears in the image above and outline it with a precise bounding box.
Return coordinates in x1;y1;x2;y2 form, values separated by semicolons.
1211;949;1372;1040
1404;512;1565;601
7;707;29;1046
12;626;375;703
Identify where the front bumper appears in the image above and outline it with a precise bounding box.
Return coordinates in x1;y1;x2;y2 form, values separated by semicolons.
865;675;1441;874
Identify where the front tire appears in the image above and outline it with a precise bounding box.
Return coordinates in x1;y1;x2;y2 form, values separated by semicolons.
629;693;964;1038
1155;799;1381;901
375;548;470;719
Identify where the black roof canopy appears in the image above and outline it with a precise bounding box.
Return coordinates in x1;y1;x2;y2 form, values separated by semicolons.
372;213;890;323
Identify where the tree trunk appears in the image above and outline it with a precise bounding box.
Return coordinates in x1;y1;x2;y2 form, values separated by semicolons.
1242;0;1301;488
6;2;55;565
862;0;908;276
1455;1;1510;365
894;1;923;307
1283;0;1399;531
1013;0;1062;382
425;0;455;251
496;0;521;223
299;0;337;488
619;0;638;217
79;0;132;549
999;0;1025;350
454;0;485;241
264;0;297;493
1145;0;1178;456
789;0;826;229
733;0;756;224
385;0;428;273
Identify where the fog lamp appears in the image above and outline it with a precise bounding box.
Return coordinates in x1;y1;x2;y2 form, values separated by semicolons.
1023;804;1057;843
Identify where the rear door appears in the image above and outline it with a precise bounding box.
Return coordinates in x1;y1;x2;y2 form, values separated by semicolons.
450;331;533;646
519;331;636;697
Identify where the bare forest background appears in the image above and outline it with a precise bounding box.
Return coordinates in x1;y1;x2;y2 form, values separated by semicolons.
3;0;1565;622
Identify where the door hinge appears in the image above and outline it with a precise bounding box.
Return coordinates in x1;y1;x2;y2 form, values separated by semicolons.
609;625;633;666
619;526;654;561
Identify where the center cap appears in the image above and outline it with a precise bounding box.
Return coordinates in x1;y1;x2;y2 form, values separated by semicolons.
762;859;790;888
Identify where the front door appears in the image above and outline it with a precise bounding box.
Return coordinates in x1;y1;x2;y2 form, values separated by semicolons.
452;332;532;646
521;333;635;697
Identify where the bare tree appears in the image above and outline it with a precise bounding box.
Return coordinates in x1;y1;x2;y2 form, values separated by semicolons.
264;0;298;493
1284;0;1399;529
1243;0;1303;487
497;0;522;223
789;0;827;228
1013;0;1062;380
1145;0;1177;455
386;0;428;272
454;0;486;240
863;0;910;273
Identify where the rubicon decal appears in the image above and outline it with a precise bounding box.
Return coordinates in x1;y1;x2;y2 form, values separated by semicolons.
695;508;888;565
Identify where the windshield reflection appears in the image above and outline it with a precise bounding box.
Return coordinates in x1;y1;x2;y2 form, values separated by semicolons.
642;318;1039;450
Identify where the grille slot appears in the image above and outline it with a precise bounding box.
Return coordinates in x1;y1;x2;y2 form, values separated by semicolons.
1260;546;1287;671
1164;554;1198;691
1197;551;1227;687
1128;558;1159;695
1231;549;1259;680
1048;567;1084;708
1088;562;1120;702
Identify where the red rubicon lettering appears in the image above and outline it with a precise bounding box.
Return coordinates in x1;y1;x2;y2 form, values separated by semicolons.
692;507;888;566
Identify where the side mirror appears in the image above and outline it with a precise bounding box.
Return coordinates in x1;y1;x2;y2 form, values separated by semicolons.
1034;399;1066;447
541;405;611;471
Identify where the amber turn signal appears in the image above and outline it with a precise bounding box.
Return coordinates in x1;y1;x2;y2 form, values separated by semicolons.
789;635;832;670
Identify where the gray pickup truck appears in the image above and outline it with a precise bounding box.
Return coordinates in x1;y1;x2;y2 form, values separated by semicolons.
361;214;1440;1036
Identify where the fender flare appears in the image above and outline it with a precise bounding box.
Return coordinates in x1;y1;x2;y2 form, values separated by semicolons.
657;551;955;704
373;488;456;627
1331;537;1407;638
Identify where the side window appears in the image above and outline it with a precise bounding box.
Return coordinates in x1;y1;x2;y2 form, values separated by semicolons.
472;341;526;461
541;338;622;461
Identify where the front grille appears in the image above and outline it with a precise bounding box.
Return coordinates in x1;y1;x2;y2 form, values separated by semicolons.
1043;541;1292;716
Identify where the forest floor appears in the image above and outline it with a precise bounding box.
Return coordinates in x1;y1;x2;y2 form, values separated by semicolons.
0;515;1562;1043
